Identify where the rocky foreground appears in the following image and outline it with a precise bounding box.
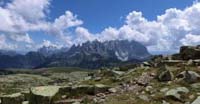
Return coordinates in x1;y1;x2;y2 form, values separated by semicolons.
1;45;200;104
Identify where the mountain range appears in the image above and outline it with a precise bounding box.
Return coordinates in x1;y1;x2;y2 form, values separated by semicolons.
0;40;151;69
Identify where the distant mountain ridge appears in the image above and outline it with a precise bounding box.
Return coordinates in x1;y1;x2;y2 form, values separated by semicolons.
0;40;151;69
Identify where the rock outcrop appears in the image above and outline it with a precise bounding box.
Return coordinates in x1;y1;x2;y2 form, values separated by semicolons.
0;93;24;104
29;86;60;104
180;46;200;60
165;87;189;101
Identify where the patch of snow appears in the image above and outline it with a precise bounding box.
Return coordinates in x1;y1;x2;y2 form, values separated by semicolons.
115;51;128;61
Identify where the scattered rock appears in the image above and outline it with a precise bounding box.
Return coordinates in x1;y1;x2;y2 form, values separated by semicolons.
187;60;194;66
165;87;189;101
29;86;60;104
138;95;149;101
145;86;153;92
108;88;117;93
162;100;170;104
22;101;29;104
96;93;106;98
72;101;81;104
84;76;92;80
94;77;102;81
142;62;151;67
160;88;169;93
137;73;153;86
158;69;174;82
191;83;200;89
177;71;200;83
0;93;24;104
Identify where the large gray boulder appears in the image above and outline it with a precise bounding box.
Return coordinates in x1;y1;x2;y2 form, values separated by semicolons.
0;93;24;104
177;71;200;83
29;86;60;104
158;70;174;82
165;87;189;101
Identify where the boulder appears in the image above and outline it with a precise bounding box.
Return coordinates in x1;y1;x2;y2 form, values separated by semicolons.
94;77;102;81
138;95;149;101
177;71;200;83
110;70;125;76
29;86;60;104
145;86;153;92
22;101;29;104
158;69;174;82
137;73;153;86
0;93;24;104
160;88;169;93
142;62;151;67
191;96;200;104
162;100;170;104
180;46;200;60
165;87;189;101
186;59;194;66
108;88;117;93
191;83;200;89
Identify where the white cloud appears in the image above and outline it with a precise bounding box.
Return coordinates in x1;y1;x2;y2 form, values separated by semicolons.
0;0;50;33
74;27;95;44
0;0;83;50
8;33;33;43
180;34;200;46
53;11;83;29
0;0;51;47
45;11;83;46
0;34;6;45
40;40;63;49
0;34;18;50
7;0;50;22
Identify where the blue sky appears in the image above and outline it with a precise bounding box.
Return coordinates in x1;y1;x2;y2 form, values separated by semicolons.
0;0;200;54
